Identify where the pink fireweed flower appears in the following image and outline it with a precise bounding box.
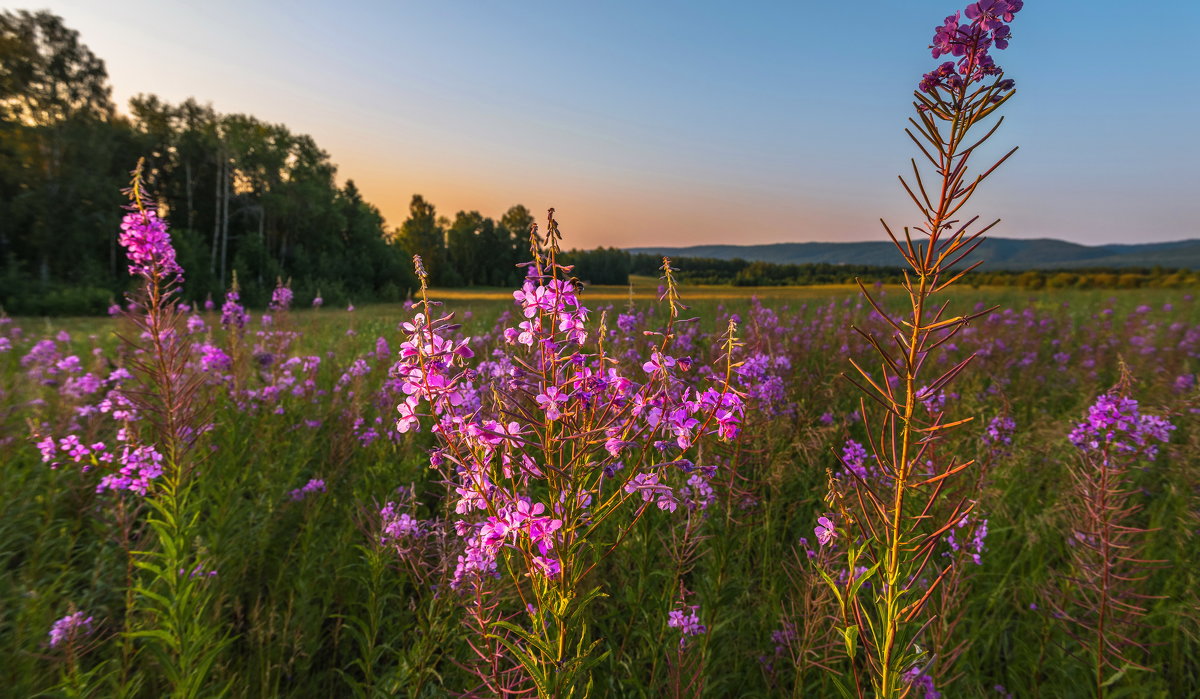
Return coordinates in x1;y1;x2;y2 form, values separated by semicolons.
527;514;563;554
815;516;836;547
535;386;568;421
478;420;528;449
839;439;872;480
623;472;676;511
642;351;676;374
508;498;547;526
454;475;491;515
396;231;742;614
179;563;218;579
380;503;427;543
680;473;716;511
198;343;232;373
531;555;562;578
624;472;662;502
512;319;541;346
946;514;988;565
59;435;90;463
666;407;700;449
37;435;58;464
118;208;182;281
269;283;293;312
667;605;707;646
289;478;326;501
220;290;248;330
48;611;94;648
479;515;512;547
604;435;631;457
451;527;501;589
922;0;1020;92
904;665;942;699
965;0;1017;30
395;397;421;434
513;280;552;317
698;387;745;436
1068;393;1175;462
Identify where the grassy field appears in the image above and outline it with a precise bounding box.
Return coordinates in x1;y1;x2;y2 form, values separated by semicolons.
2;281;1197;697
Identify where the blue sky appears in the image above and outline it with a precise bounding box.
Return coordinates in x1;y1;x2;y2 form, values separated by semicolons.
36;0;1200;247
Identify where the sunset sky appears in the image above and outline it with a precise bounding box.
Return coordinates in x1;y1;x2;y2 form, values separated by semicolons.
34;0;1200;248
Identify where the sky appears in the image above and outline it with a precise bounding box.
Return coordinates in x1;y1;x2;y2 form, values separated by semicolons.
29;0;1200;248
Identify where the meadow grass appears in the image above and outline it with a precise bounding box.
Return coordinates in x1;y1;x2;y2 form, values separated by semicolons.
3;283;1196;697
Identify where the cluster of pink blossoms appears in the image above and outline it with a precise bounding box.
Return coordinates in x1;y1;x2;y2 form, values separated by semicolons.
1068;393;1175;462
508;277;588;346
118;208;182;281
920;0;1022;92
268;282;294;312
392;250;744;592
392;312;476;434
37;433;165;495
48;611;94;649
289;478;326;501
667;604;707;647
221;289;248;330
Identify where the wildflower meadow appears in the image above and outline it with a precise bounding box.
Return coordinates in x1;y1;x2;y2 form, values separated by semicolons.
3;2;1198;698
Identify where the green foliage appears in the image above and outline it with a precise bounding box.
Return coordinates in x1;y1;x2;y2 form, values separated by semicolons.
562;247;632;285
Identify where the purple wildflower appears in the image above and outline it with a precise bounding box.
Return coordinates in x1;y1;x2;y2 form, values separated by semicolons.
904;665;942;699
815;515;836;547
118;208;182;281
1068;393;1175;462
667;604;707;646
220;290;248;330
48;611;94;648
269;283;294;312
289;478;326;501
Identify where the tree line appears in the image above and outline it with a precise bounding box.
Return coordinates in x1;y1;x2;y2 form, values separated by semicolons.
571;250;1199;290
0;10;547;314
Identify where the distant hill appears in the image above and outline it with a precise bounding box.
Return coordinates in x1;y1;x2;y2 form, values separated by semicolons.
628;238;1200;270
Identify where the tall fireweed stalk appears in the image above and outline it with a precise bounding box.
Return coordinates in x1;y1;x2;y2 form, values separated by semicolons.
1051;382;1174;697
116;160;228;697
393;209;744;696
817;2;1023;696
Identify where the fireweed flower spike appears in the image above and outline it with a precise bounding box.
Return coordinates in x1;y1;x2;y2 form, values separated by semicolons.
1053;385;1174;697
393;210;743;696
118;207;183;282
48;611;94;649
667;605;708;646
113;160;228;695
269;279;294;313
818;3;1023;696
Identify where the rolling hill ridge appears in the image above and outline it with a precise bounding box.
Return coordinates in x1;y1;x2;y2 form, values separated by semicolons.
628;237;1200;270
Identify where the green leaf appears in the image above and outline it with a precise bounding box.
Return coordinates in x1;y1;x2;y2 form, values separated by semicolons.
830;674;857;699
486;632;549;695
815;566;845;608
842;624;859;659
489;619;556;657
1101;665;1131;688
